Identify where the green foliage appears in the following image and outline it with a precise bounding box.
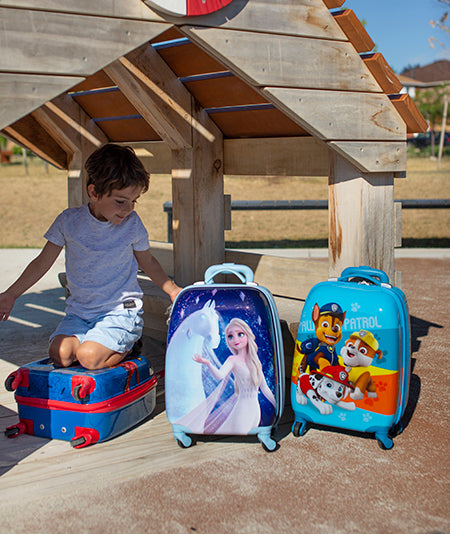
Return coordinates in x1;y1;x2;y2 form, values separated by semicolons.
413;84;448;128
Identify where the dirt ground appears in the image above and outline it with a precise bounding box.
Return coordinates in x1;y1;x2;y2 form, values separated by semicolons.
0;254;449;534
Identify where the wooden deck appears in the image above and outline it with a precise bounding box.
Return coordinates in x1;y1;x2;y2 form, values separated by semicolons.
1;334;296;508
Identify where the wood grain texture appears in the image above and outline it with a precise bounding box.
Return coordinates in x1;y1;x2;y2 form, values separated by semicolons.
183;27;381;92
0;73;84;131
328;141;406;173
328;152;395;279
263;87;406;142
333;9;375;53
0;8;169;75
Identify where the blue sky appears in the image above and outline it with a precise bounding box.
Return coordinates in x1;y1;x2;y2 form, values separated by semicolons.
342;0;450;73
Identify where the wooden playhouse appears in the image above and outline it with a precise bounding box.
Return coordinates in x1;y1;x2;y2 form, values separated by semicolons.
0;0;427;337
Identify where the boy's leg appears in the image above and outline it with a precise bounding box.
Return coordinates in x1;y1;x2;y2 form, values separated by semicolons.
75;341;129;370
49;335;81;367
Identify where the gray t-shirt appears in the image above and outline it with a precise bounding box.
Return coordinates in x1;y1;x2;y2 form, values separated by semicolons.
45;203;149;320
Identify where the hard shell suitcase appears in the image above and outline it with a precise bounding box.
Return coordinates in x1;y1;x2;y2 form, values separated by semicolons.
165;263;285;451
290;266;410;449
4;355;158;448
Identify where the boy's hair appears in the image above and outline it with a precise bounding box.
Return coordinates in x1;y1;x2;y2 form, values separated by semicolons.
85;144;149;197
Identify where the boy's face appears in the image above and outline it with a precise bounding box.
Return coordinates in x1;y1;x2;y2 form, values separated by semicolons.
87;184;142;225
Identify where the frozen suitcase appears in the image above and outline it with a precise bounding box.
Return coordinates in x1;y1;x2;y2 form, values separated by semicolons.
290;266;410;449
4;355;158;448
165;263;285;451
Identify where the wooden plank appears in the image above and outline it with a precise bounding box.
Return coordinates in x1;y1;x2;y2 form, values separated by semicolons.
72;90;141;120
328;141;406;173
182;27;382;92
183;75;267;109
156;41;226;78
208;107;306;138
171;0;347;41
223;137;328;177
332;9;375;53
263;88;406;141
3;116;67;168
328;152;395;280
94;118;162;143
323;0;345;7
0;0;165;21
0;73;85;131
132;137;329;177
0;8;170;76
362;53;403;94
69;70;115;93
105;44;193;149
389;94;428;134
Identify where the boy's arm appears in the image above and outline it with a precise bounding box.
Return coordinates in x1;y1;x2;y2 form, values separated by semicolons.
134;249;182;302
0;241;63;321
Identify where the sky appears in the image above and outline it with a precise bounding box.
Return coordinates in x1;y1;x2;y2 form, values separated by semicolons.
342;0;450;73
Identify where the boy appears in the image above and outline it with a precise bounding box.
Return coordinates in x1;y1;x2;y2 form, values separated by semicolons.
0;144;181;370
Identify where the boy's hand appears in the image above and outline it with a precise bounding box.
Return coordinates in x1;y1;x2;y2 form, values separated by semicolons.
0;291;16;321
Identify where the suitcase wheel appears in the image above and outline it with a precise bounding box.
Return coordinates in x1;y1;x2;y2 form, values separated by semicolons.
174;431;192;448
375;432;394;450
292;420;307;437
4;422;27;438
4;374;15;392
71;427;100;449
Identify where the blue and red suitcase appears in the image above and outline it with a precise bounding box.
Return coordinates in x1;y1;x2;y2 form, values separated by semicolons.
4;355;158;448
165;263;285;451
291;266;410;449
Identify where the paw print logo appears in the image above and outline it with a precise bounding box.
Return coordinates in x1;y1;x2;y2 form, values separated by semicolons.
362;413;373;423
364;397;375;407
351;302;360;313
377;381;388;394
338;412;347;422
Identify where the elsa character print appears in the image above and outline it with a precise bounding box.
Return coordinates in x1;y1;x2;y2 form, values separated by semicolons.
176;317;276;435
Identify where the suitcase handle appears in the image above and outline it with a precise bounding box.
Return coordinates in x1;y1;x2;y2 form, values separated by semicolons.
204;263;254;284
339;266;390;286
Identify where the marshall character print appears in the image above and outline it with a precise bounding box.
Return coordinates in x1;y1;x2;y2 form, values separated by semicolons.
292;301;398;417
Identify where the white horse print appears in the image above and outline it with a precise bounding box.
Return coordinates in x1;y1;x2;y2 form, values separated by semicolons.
165;300;221;421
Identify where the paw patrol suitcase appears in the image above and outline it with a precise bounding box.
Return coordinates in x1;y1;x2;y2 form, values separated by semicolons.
4;356;158;448
291;266;410;449
165;263;285;451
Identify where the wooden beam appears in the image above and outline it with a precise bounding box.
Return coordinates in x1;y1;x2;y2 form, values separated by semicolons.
263;87;406;142
362;53;403;94
0;73;84;130
323;0;345;7
171;0;347;41
223;137;328;176
104;45;193;149
389;94;429;134
328;152;395;280
3;115;67;169
332;9;375;53
0;1;166;21
182;27;382;93
132;137;330;177
0;7;170;76
328;141;406;173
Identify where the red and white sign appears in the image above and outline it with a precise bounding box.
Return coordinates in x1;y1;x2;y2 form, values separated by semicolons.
145;0;234;17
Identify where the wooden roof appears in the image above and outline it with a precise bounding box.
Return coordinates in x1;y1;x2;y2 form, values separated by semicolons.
0;0;427;174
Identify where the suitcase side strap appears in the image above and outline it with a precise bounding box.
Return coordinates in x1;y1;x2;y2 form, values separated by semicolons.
204;263;255;285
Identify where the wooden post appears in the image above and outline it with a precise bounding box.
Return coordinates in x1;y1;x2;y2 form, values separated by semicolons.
328;151;395;281
172;102;225;286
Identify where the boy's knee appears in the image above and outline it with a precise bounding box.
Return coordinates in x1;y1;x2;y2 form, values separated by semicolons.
49;336;77;367
76;342;122;370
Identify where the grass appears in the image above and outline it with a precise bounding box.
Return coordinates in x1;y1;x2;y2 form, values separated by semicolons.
0;154;449;249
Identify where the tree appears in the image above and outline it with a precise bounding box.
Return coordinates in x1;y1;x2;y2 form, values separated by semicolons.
429;0;449;50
